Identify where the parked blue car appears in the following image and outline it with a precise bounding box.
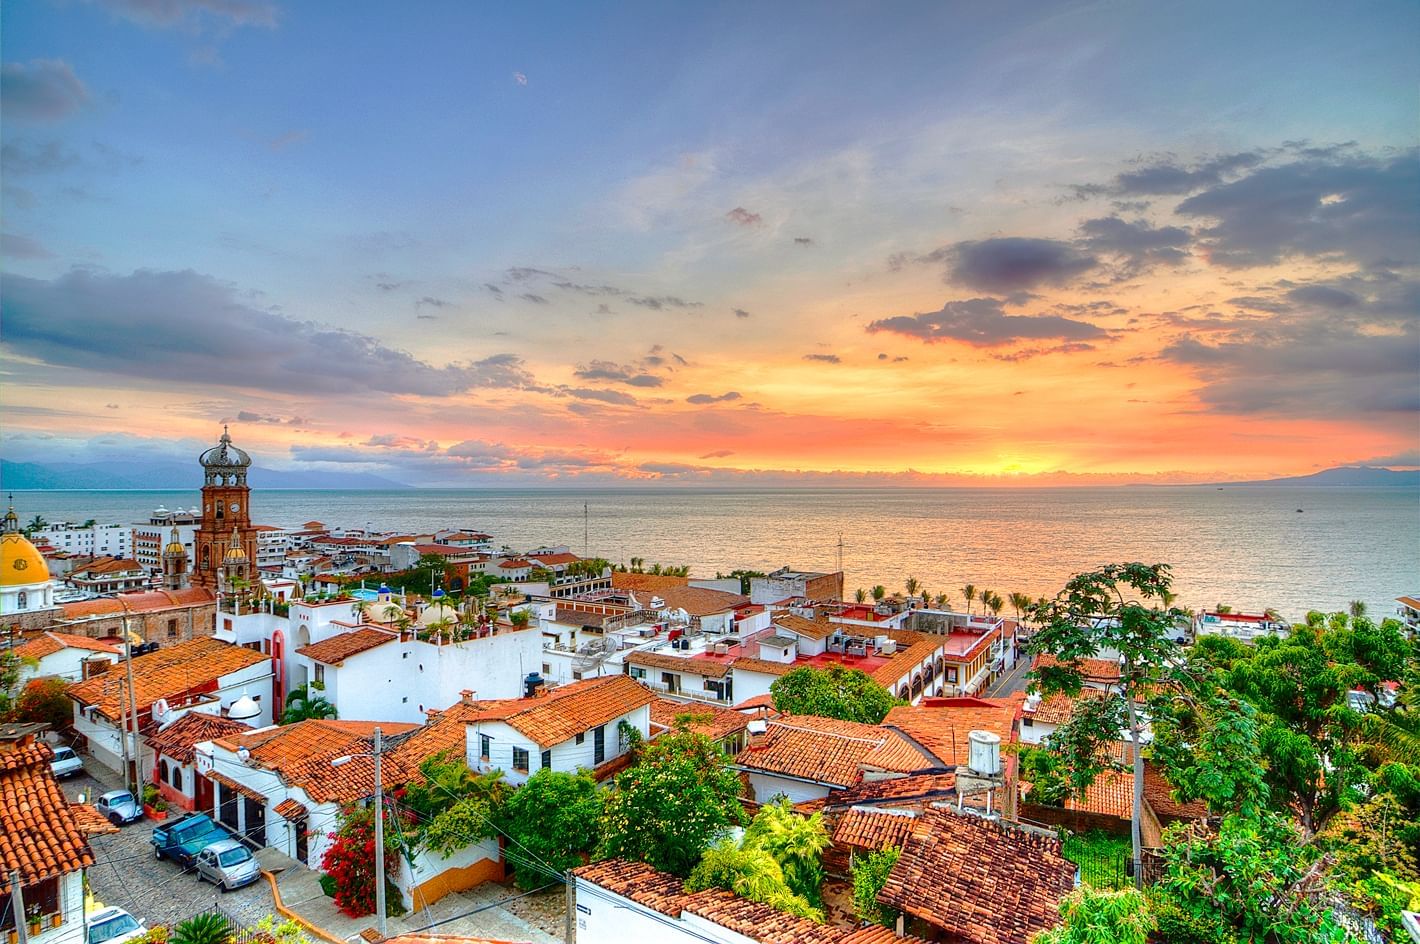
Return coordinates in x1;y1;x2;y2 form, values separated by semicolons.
150;813;229;866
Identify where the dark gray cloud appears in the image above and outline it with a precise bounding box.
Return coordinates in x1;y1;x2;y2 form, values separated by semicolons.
941;238;1098;293
733;308;751;319
990;342;1097;362
1073;151;1266;198
91;0;278;29
416;296;452;308
627;295;701;310
725;207;762;226
520;293;549;304
1175;151;1420;267
686;392;741;404
1077;216;1191;270
866;297;1108;347
551;280;625;296
698;449;734;459
803;353;841;364
2;60;89;123
3;268;539;396
233;410;309;426
1285;284;1360;309
573;360;663;387
1;233;53;259
564;388;639;406
1;140;80;176
484;283;504;296
416;313;438;320
794;237;814;246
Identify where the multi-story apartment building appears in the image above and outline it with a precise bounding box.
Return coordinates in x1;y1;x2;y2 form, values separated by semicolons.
31;521;132;559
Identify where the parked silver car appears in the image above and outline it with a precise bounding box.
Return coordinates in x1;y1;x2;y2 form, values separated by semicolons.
87;907;146;944
95;790;143;826
194;838;260;891
50;745;84;779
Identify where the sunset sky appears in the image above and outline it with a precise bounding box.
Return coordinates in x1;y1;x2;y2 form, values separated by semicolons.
3;0;1417;486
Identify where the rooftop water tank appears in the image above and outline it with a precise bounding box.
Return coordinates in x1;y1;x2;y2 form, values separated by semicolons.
968;730;1001;776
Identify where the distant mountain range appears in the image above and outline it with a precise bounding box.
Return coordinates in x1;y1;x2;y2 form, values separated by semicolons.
0;459;409;491
1220;466;1420;487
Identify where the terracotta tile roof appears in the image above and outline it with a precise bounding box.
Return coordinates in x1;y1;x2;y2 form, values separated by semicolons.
832;807;918;850
649;698;751;742
574;859;931;944
552;607;612;628
877;808;1075;944
69;802;121;837
1026;768;1132;819
821;772;959;811
296;627;397;664
729;656;795;677
733;693;776;711
146;713;252;765
1143;764;1209;819
734;715;896;788
631;586;750;617
0;738;95;889
217;719;420;804
1033;654;1121;684
387;703;482;774
626;650;732;678
207;770;267;803
67;637;268;721
882;695;1021;767
770;612;835;641
59;587;215;619
14;631;121;661
273;798;308;820
455;676;657;748
870;636;946;689
860;733;935;773
528;552;580;565
69;557;143;577
610;572;691;593
1025;689;1109;725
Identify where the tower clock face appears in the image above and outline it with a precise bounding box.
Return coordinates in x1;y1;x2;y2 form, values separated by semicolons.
229;502;241;513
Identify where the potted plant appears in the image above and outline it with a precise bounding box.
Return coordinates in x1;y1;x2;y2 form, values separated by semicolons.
141;783;169;820
25;906;41;939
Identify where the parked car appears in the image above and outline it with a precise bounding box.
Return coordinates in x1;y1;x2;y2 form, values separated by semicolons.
87;907;146;944
150;812;228;866
95;790;144;826
195;838;261;891
50;745;84;779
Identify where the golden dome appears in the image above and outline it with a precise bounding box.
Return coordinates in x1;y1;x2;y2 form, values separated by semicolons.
1;531;50;587
165;527;185;555
222;526;247;561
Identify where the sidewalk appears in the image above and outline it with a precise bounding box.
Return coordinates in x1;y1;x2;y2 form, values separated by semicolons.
270;863;559;944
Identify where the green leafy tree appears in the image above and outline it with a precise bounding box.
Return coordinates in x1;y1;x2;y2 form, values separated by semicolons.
1027;562;1191;884
415;761;510;857
281;684;337;724
686;840;822;921
1148;690;1270;819
169;913;231;944
596;730;746;876
1032;887;1154;944
1151;812;1346;944
742;798;829;905
850;846;900;928
871;585;887;602
498;769;603;888
854;588;867;603
770;665;897;724
0;650;26;717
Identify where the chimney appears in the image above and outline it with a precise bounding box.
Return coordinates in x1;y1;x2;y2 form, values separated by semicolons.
746;718;768;750
460;689;475;706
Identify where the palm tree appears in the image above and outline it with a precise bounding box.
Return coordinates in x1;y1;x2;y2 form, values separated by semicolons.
80;518;97;529
1008;592;1031;622
870;585;887;602
854;588;867;603
282;685;337;723
1349;600;1368;620
352;599;373;623
961;584;977;616
170;913;232;944
904;577;921;601
985;591;1004;618
934;593;950;610
24;515;47;535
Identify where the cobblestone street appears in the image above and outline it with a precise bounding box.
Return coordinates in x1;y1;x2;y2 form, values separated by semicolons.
65;764;276;931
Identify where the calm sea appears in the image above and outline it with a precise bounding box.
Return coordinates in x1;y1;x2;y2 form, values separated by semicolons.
13;486;1419;623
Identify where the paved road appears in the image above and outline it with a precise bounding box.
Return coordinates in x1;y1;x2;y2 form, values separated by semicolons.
985;654;1033;698
64;764;275;931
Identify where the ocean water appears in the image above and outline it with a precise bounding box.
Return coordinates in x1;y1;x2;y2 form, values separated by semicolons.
14;486;1419;623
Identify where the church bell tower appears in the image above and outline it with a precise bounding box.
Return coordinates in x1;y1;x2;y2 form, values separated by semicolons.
193;426;257;591
162;526;189;590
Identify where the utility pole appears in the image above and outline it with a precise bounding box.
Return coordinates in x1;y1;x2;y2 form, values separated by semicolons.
373;727;386;938
119;598;140;797
12;870;28;944
583;503;588;559
564;870;575;943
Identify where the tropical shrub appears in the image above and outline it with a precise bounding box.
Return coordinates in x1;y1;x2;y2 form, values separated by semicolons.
169;913;231;944
850;846;900;928
319;804;405;918
497;768;603;888
741;798;829;905
685;840;821;921
1032;887;1154;944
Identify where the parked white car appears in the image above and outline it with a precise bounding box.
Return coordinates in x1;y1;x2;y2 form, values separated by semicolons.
50;746;84;779
194;839;261;891
87;908;146;944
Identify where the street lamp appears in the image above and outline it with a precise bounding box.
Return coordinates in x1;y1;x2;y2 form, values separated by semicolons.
331;727;386;936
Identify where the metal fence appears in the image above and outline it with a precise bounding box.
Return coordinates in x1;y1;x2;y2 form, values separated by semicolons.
188;905;265;944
